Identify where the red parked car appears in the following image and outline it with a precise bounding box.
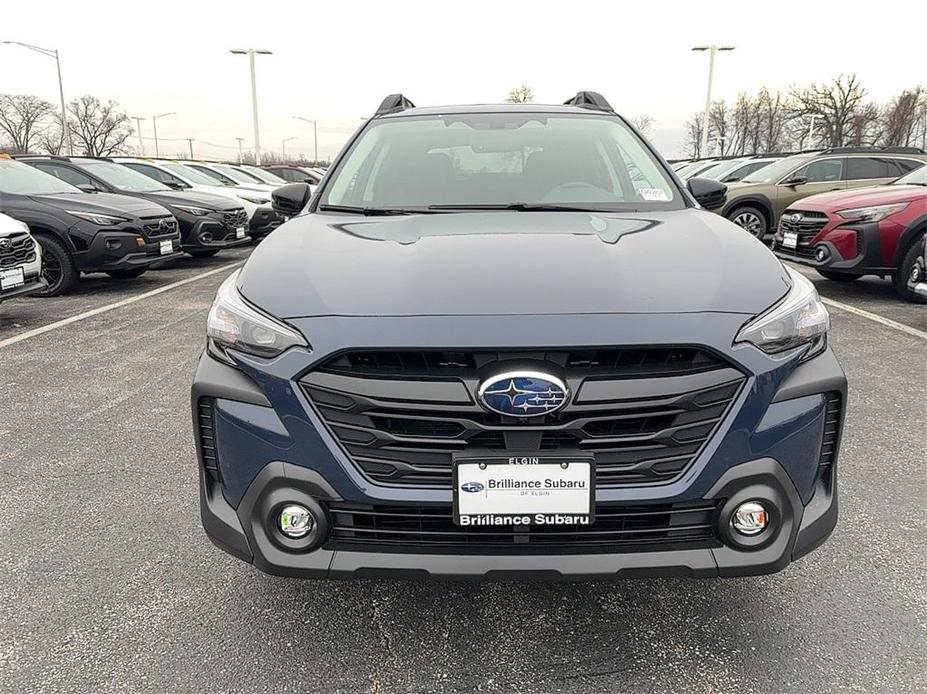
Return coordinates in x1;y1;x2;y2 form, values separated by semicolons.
773;165;927;302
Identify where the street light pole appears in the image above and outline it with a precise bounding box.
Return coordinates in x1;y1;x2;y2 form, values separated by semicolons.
692;45;735;157
3;41;73;155
186;138;195;159
293;116;319;163
151;112;175;158
130;116;146;155
230;48;272;165
236;137;245;164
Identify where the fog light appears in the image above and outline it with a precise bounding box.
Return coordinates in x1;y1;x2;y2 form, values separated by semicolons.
105;239;123;250
200;231;213;243
815;247;828;262
731;501;768;536
278;504;314;538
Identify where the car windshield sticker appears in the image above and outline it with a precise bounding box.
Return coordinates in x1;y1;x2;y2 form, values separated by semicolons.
638;188;669;201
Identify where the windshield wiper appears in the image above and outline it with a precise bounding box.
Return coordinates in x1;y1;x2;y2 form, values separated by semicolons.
318;204;434;216
427;203;635;213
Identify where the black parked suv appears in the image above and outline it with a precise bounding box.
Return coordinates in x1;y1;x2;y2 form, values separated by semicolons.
0;158;182;295
20;157;251;258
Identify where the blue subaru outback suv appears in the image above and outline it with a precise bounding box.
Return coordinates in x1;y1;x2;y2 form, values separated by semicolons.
192;92;846;579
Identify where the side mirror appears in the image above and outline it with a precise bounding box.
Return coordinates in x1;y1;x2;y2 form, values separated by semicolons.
164;180;189;190
76;183;99;194
782;176;808;186
686;177;727;210
272;182;312;217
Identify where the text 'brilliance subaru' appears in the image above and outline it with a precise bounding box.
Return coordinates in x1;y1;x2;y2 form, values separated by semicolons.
193;92;847;580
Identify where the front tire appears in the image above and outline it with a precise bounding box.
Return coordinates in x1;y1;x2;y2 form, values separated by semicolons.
894;238;927;303
35;234;79;297
816;269;860;282
728;205;768;238
187;249;220;258
106;268;147;280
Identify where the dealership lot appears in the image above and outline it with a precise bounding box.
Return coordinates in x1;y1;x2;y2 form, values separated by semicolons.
0;248;923;693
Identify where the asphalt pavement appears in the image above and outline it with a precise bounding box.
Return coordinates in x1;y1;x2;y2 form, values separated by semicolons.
1;248;925;694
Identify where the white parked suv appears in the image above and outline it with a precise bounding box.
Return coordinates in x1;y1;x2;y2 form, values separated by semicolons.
0;211;44;301
114;158;283;238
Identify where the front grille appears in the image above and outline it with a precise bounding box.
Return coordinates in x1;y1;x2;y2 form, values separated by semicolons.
0;234;37;269
197;398;220;481
222;209;248;229
302;349;745;489
141;215;177;239
326;501;721;555
819;393;842;468
778;210;829;259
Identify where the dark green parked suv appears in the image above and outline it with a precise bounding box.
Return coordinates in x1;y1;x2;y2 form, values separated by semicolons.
717;147;927;237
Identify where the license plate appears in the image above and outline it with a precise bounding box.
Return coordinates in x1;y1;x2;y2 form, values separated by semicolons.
783;231;798;249
0;266;25;290
236;227;246;239
453;455;594;526
159;239;173;255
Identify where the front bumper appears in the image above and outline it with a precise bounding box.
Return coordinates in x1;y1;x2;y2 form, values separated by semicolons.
178;216;252;251
0;275;48;301
248;207;284;237
79;231;183;272
773;219;894;275
191;312;847;580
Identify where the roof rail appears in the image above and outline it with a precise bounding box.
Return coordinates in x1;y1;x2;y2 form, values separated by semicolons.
375;94;415;116
822;146;926;154
563;91;614;113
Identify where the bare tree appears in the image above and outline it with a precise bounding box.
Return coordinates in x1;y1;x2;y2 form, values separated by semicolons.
630;114;654;135
0;94;55;153
881;87;926;147
506;85;534;103
37;115;67;155
684;112;705;158
67;95;133;156
790;74;872;148
708;101;731;155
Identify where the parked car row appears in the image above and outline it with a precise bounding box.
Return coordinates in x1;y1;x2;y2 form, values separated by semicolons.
0;154;292;297
681;146;927;302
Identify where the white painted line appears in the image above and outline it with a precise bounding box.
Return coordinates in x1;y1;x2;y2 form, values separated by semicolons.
0;262;242;350
821;297;927;340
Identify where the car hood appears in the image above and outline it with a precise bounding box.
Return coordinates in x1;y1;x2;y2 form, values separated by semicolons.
31;192;169;218
131;189;243;211
238;210;789;319
0;211;29;237
789;184;927;211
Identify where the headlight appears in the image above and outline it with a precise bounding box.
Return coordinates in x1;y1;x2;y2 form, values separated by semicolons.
206;270;307;359
238;195;270;205
173;204;211;216
65;210;128;226
735;266;829;354
836;202;909;222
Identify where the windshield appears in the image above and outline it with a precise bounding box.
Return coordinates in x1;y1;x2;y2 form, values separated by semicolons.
895;165;927;185
213;164;264;185
83;162;169;192
320;113;683;211
0;160;82;194
698;159;744;180
741;155;813;183
240;165;286;184
161;161;219;186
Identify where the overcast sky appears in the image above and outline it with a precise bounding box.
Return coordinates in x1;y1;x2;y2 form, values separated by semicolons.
2;0;925;160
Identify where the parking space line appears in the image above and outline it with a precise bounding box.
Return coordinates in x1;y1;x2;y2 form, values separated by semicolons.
0;262;242;350
821;297;927;340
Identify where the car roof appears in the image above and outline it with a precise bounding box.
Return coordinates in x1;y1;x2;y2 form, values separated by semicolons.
376;103;612;119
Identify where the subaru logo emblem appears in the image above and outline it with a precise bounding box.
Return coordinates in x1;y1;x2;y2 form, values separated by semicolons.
478;371;568;417
158;219;171;231
460;481;484;493
0;238;11;251
789;213;802;224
